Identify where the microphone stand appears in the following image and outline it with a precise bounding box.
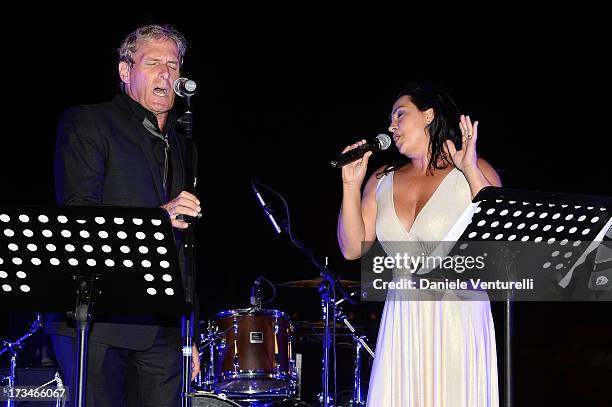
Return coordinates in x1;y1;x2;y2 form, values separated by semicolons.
250;180;358;407
251;181;282;234
318;265;334;407
177;94;197;407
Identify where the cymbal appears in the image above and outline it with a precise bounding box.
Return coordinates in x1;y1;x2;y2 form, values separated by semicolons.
276;276;361;288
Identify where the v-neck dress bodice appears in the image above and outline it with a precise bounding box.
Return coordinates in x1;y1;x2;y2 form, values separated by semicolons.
375;168;471;242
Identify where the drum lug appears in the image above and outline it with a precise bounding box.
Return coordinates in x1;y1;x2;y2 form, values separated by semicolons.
274;316;280;372
233;352;240;373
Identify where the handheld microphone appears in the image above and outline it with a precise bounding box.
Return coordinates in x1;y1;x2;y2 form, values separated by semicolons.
250;277;263;310
175;213;203;223
331;133;392;168
173;77;197;97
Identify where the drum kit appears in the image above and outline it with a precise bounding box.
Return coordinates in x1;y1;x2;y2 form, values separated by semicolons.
191;275;375;407
0;279;373;407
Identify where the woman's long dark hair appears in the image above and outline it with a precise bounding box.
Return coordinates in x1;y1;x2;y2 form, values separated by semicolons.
380;82;462;177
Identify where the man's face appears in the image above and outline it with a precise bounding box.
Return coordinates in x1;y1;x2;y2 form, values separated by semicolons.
119;38;181;117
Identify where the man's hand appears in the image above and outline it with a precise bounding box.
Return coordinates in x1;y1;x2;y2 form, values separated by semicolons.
161;191;201;229
191;343;200;381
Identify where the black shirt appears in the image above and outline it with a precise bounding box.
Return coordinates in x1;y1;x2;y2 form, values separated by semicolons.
118;93;185;202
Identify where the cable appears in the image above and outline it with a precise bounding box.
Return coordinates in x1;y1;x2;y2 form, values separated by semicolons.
258;275;277;306
250;179;324;271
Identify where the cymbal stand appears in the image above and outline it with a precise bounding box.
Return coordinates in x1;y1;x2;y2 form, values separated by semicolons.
35;372;66;407
196;323;238;391
195;328;218;391
318;272;333;407
335;308;374;407
318;270;360;407
0;313;43;407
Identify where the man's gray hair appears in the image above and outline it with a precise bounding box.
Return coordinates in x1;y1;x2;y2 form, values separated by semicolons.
118;24;187;91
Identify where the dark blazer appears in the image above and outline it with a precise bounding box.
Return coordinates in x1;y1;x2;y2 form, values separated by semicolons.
49;94;191;350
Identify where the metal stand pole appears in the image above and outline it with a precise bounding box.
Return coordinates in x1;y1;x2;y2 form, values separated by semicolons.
178;93;197;407
181;313;194;407
336;308;374;407
319;281;333;407
74;278;95;407
6;352;16;407
351;338;364;406
505;297;513;407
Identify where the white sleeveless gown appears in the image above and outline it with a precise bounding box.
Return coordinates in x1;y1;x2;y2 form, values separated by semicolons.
366;168;499;407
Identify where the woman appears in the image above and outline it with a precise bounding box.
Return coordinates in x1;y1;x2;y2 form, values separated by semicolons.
338;82;501;406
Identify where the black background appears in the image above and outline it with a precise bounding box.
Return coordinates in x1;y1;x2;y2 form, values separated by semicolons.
1;7;610;406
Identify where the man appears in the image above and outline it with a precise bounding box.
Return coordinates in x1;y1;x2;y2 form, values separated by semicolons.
49;24;201;406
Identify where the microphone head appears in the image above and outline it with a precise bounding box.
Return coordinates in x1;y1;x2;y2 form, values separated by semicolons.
375;133;392;151
172;78;184;95
173;77;197;97
184;79;197;92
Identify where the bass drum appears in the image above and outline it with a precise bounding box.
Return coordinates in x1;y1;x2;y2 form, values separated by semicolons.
189;391;241;406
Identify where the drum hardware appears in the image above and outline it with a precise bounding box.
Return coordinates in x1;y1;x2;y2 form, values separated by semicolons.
232;312;240;374
198;310;258;392
1;314;42;393
248;276;277;313
315;269;362;407
276;278;361;289
279;273;373;407
200;308;297;405
188;390;242;406
0;313;65;407
334;309;374;407
334;310;375;359
334;290;359;307
295;320;360;333
35;372;66;407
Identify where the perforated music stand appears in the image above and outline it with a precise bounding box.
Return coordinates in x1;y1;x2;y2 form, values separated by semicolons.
0;205;186;407
432;187;612;407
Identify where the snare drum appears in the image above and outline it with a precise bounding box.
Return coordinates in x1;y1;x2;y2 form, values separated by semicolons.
207;308;296;398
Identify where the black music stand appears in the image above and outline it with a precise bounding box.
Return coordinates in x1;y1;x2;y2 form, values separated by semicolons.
432;187;612;407
0;205;186;407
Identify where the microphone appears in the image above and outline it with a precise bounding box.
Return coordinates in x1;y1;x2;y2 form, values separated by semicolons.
175;213;202;223
173;77;197;97
330;133;392;168
251;181;282;234
250;277;263;310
